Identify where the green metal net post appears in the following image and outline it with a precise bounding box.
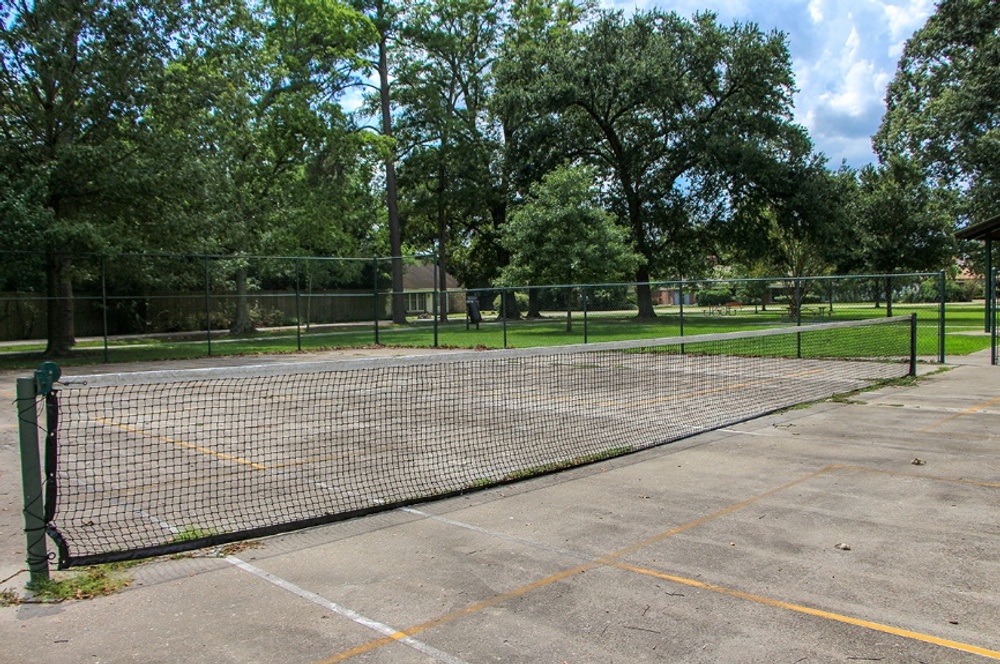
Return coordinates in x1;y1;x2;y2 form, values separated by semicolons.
17;376;50;587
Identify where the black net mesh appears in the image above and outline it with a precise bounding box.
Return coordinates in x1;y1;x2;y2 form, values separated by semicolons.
46;317;913;567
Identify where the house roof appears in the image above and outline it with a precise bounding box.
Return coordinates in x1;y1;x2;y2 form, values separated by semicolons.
955;214;1000;242
402;264;461;290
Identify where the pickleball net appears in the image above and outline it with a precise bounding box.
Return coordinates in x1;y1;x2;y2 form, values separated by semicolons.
40;315;915;567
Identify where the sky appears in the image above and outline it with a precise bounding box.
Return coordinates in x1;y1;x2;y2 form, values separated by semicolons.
608;0;938;169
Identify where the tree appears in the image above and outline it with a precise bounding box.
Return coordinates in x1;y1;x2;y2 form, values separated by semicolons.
393;0;503;321
874;0;1000;223
350;0;410;323
498;164;640;331
507;10;798;317
0;0;191;354
848;156;955;315
181;0;375;333
722;136;854;314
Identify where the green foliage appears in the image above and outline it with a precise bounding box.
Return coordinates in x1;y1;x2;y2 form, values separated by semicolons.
901;278;976;303
875;0;1000;222
492;291;530;313
846;156;955;317
695;289;734;307
171;526;220;543
498;164;640;289
502;8;800;314
27;564;135;602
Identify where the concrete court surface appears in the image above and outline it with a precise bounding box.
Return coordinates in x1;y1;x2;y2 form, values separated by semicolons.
0;348;998;663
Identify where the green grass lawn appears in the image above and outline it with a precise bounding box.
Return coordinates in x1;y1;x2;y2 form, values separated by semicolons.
0;301;991;370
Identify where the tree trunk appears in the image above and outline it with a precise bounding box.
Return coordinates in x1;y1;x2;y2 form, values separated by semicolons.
635;266;656;318
498;291;521;320
565;289;573;333
229;266;255;334
44;251;75;356
378;26;406;325
527;288;541;318
437;161;448;323
884;277;894;317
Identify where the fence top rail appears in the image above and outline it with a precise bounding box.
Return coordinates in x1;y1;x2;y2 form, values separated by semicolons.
52;315;913;389
0;251;434;263
478;272;943;293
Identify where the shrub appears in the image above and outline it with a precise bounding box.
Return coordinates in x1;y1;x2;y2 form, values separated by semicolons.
695;288;733;307
492;291;530;313
901;278;976;303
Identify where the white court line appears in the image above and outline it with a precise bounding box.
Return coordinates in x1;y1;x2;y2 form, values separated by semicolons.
137;510;180;534
719;428;769;436
226;556;470;664
399;507;595;562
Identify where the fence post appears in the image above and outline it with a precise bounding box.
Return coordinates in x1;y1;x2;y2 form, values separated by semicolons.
295;258;302;352
432;257;439;349
372;256;380;346
101;254;109;363
204;256;212;357
17;376;50;588
795;279;802;359
986;239;993;333
992;268;997;367
502;289;508;349
583;288;588;344
678;280;685;338
910;313;918;378
938;270;946;364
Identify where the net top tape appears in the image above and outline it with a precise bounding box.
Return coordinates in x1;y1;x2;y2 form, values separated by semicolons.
53;316;912;389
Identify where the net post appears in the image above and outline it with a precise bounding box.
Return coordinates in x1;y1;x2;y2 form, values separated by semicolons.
910;313;918;377
17;376;50;588
938;270;946;363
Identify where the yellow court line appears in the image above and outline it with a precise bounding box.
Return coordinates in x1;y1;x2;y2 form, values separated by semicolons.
601;464;837;561
614;562;1000;660
315;466;839;663
95;417;267;470
619;368;825;408
316;462;1000;662
837;464;1000;489
315;563;598;663
268;454;348;470
920;394;1000;432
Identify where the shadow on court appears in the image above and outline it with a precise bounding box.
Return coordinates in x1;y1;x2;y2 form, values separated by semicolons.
1;349;998;663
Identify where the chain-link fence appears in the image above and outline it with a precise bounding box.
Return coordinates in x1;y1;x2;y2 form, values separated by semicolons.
0;252;966;363
431;274;946;361
0;252;441;360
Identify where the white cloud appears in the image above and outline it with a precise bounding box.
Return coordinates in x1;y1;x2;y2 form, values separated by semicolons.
599;0;937;167
808;0;824;23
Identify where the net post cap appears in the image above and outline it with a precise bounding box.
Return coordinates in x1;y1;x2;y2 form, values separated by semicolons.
35;361;61;396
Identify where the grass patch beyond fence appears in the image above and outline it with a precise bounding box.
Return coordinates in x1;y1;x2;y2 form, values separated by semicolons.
0;302;991;370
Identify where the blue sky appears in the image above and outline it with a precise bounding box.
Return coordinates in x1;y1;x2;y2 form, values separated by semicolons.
608;0;937;168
